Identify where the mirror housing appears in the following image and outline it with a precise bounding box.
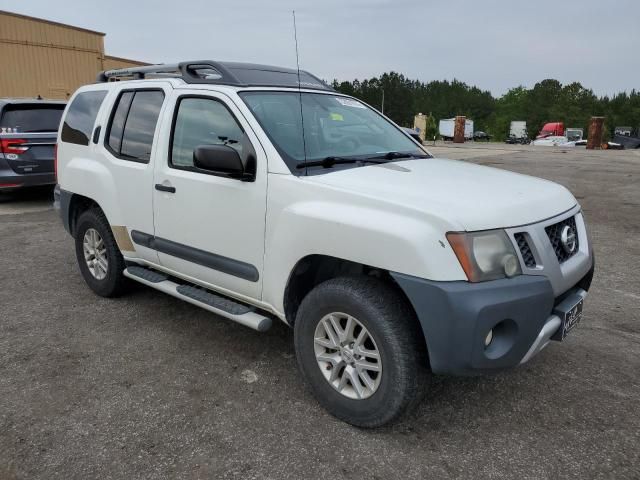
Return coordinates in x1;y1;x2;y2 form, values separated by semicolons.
193;144;254;181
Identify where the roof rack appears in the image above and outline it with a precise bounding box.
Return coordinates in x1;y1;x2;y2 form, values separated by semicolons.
96;60;334;91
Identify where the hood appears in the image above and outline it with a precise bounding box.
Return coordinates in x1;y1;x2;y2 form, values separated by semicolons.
306;157;577;231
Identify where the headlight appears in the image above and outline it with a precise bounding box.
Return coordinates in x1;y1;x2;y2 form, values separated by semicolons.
447;230;521;282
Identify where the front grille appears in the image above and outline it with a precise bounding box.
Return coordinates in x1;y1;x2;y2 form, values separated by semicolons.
514;233;536;268
545;216;579;263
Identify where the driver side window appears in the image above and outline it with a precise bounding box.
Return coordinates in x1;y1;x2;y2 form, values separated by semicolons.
170;97;244;169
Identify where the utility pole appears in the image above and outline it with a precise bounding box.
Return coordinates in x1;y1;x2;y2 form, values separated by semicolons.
381;89;385;115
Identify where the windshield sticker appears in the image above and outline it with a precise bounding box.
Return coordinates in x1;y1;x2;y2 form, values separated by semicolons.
330;113;344;121
335;97;366;109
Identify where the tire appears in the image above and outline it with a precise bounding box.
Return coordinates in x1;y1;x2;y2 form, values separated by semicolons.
294;276;429;428
74;208;128;297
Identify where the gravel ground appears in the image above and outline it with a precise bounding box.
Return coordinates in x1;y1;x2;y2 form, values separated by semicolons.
0;145;639;479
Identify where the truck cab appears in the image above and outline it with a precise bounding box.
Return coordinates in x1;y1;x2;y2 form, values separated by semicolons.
536;122;565;139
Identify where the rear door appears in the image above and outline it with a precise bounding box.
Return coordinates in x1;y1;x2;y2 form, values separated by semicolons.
0;103;64;175
98;83;170;264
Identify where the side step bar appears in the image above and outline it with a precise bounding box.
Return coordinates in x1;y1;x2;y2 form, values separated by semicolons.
124;266;272;332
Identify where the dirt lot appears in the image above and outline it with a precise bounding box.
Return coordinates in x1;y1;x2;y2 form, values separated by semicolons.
1;145;639;479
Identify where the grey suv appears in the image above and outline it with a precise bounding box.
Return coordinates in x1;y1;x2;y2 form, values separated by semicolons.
0;98;66;191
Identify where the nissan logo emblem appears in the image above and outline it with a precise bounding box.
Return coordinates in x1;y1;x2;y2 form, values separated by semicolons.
560;225;577;254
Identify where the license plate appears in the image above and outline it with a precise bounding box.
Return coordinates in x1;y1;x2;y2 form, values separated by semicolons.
552;298;584;341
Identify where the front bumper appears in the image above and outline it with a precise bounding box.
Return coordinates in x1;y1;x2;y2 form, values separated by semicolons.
391;263;594;375
518;288;587;364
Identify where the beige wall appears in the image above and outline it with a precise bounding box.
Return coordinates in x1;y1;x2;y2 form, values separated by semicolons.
0;10;147;100
103;55;148;72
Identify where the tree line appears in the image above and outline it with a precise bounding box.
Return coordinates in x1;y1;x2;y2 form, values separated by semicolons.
331;73;640;140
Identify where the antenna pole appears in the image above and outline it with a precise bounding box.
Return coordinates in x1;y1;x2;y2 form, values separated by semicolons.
293;10;302;81
293;10;308;170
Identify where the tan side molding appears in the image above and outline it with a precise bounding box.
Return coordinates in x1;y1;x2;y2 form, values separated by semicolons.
111;225;135;252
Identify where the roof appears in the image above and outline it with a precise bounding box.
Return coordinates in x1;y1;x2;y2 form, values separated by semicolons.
98;60;334;91
0;98;67;106
0;9;105;36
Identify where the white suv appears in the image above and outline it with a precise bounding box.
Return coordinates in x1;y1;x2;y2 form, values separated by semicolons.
55;61;594;427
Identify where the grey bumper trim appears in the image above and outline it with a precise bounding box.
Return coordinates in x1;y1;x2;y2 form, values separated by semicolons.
520;288;588;364
392;269;594;376
391;273;556;375
518;316;561;365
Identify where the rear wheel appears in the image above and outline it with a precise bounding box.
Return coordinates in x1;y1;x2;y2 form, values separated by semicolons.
294;276;428;427
74;208;128;297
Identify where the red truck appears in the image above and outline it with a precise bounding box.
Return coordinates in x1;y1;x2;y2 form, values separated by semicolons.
536;122;564;139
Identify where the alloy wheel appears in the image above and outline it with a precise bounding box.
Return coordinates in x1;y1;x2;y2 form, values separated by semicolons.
313;312;382;400
83;228;108;280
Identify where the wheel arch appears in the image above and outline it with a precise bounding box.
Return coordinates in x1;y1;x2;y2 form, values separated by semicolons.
283;255;428;354
65;193;104;236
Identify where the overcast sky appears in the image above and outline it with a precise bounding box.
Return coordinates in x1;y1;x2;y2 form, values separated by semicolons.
3;0;638;96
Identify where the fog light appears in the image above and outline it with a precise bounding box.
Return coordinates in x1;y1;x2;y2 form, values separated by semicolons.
484;329;493;347
503;254;519;277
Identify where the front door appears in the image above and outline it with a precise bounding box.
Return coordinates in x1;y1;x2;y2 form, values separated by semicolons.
152;91;267;300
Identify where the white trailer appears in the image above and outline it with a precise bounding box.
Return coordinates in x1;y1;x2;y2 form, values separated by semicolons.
565;128;584;142
439;118;473;140
509;121;528;139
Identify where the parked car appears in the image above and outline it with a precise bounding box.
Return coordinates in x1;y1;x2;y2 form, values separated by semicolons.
612;127;640;149
402;127;423;144
532;136;571;147
0;98;66;191
612;136;639;149
606;141;624;150
614;126;632;136
473;131;491;141
532;136;591;148
55;60;595;428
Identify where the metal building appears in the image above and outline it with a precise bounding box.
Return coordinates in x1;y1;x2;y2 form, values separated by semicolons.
0;10;147;99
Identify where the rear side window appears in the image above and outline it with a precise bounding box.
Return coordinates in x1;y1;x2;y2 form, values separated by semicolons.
107;91;134;154
61;91;107;145
0;105;65;133
106;90;164;163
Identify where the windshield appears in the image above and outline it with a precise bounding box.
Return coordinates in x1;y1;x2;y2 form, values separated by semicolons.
239;91;427;173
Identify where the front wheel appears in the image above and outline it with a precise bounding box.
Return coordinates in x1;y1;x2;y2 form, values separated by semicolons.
294;277;429;427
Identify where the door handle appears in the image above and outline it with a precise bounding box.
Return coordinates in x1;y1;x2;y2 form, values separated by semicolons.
92;125;101;144
155;183;176;193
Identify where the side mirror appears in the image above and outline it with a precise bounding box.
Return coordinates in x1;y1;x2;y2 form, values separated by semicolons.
193;144;253;181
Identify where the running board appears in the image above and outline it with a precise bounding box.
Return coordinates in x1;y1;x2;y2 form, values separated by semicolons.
124;266;272;332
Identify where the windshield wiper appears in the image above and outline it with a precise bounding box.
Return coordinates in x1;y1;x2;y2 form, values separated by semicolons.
296;156;385;169
365;151;430;161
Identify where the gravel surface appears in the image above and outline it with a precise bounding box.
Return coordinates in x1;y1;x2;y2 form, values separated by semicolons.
1;145;638;479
